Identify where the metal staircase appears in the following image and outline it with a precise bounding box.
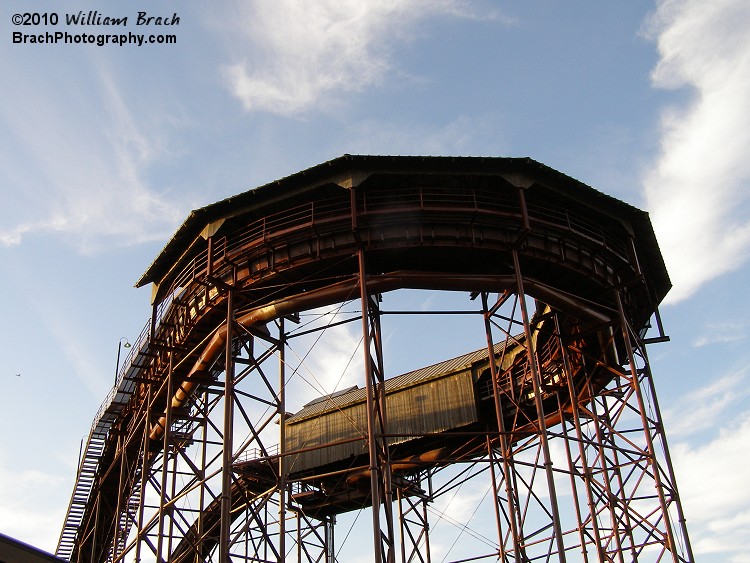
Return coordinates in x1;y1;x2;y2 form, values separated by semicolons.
56;431;108;560
108;463;143;562
56;324;152;561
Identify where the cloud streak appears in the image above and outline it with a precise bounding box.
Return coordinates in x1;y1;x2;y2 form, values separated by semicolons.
283;305;364;411
0;61;186;252
692;321;747;348
643;0;750;303
221;0;507;116
671;412;750;558
663;370;749;437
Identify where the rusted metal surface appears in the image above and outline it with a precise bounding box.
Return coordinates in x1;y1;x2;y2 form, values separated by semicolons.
56;155;690;563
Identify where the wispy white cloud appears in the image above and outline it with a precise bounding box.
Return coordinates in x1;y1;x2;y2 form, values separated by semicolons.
642;0;750;303
221;0;509;116
284;305;364;411
0;61;187;252
304;319;363;393
662;372;750;558
692;321;747;347
671;411;750;558
663;369;749;437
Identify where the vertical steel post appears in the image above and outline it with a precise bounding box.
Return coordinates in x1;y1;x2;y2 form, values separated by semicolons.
614;290;687;562
133;383;151;563
512;249;568;561
358;253;395;563
327;516;335;563
352;182;394;563
585;378;627;561
481;291;521;561
156;351;174;563
278;318;287;563
297;512;302;562
112;434;125;561
598;388;640;560
486;438;506;560
196;388;209;562
639;343;695;561
91;490;100;563
219;286;236;563
358;249;392;563
166;418;179;560
553;313;602;560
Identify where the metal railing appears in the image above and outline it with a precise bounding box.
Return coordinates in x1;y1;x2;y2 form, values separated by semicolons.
57;314;153;559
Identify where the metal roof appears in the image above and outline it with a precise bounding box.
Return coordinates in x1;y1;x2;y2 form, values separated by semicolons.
1;532;65;562
136;155;669;300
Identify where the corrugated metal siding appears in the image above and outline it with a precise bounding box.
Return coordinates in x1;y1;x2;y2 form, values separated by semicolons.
283;336;542;474
287;343;507;425
286;402;369;474
285;368;478;473
385;370;476;441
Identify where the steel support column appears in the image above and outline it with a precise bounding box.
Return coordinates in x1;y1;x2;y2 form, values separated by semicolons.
397;473;431;563
638;344;695;561
156;351;175;563
614;290;694;562
133;384;152;563
278;318;287;563
512;249;568;561
481;291;523;562
553;312;602;561
219;285;236;563
358;249;395;563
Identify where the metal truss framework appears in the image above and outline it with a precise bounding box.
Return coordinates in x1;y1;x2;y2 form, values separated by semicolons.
56;156;694;562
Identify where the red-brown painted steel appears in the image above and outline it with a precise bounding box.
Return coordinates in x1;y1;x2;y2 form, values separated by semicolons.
56;156;691;563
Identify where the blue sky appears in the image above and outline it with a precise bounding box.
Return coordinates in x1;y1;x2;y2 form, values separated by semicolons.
1;1;749;561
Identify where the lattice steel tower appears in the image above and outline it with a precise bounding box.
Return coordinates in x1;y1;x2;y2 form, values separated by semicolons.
58;155;693;562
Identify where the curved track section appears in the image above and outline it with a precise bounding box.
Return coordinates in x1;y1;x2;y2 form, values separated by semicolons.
58;155;685;563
